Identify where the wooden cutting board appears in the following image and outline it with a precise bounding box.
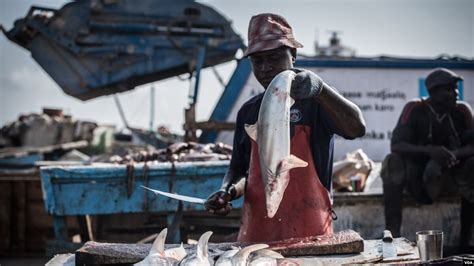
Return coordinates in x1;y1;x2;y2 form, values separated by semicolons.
268;229;364;256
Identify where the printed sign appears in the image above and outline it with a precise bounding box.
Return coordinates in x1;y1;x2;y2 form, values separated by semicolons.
217;67;473;161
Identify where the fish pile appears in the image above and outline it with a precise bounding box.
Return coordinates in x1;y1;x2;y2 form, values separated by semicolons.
106;142;233;164
0;111;97;148
244;70;308;218
134;228;296;266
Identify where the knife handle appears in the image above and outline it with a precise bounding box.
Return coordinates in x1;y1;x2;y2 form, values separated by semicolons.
383;230;393;242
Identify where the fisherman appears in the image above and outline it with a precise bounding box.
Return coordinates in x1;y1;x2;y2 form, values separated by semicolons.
205;13;366;242
381;68;474;251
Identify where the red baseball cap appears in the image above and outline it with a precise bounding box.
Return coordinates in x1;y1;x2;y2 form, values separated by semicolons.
244;13;303;57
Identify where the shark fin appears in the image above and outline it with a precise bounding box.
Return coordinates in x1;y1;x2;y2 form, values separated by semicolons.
150;228;167;256
164;242;187;261
289;154;308;168
244;123;258;141
232;244;269;265
196;231;212;261
279;155;308;173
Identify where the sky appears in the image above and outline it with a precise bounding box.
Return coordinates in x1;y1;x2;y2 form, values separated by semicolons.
1;0;473;134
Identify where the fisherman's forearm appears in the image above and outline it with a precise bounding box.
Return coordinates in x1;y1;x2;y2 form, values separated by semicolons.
230;177;246;199
315;83;366;138
219;169;246;199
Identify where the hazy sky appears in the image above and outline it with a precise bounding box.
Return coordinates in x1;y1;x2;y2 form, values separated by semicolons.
1;0;473;133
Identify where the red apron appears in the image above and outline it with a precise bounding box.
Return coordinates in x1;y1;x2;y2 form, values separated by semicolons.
237;125;333;242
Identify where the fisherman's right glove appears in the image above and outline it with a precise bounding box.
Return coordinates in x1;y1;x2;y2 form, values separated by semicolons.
204;189;233;216
290;68;324;100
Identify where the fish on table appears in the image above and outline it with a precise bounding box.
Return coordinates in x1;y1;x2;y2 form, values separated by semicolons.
215;244;268;266
180;231;214;266
134;228;185;266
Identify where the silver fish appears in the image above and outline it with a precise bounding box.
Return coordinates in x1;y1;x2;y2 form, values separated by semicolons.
245;70;308;218
179;231;213;266
249;249;284;266
215;244;268;266
134;228;180;266
214;247;240;266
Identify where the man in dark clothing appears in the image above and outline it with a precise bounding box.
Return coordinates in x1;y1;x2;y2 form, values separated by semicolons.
381;68;474;250
204;13;366;242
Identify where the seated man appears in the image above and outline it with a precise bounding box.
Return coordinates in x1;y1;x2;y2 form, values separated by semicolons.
381;68;474;250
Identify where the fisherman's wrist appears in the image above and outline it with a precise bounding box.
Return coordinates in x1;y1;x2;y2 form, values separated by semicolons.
219;185;236;200
310;76;324;98
227;185;237;200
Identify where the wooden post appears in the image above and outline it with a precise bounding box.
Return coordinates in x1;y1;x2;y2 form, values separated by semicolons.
184;104;197;142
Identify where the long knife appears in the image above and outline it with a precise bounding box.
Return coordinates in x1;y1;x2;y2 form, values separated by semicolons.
382;230;397;260
141;185;207;204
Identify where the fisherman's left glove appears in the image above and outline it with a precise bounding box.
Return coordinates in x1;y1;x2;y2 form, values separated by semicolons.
290;68;324;100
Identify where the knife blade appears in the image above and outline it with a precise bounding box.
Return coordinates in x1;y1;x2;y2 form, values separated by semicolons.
141;185;207;204
382;230;397;259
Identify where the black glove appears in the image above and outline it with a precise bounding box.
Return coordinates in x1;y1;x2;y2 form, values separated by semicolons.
204;189;233;216
290;68;324;100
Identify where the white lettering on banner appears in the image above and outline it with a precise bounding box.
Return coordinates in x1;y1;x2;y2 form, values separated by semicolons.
366;89;406;101
333;86;409;160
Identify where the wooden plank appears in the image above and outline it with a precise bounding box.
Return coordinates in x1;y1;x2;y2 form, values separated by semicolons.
76;241;150;265
194;121;235;130
268;229;364;256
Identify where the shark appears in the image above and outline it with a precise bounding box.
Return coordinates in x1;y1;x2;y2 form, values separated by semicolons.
215;244;269;266
179;231;213;266
245;70;308;218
